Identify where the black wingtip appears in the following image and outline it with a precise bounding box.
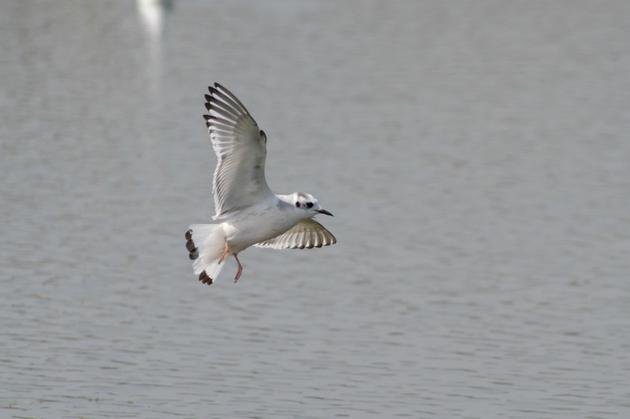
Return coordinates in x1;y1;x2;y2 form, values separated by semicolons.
214;82;232;95
199;271;213;285
205;102;211;111
185;229;199;260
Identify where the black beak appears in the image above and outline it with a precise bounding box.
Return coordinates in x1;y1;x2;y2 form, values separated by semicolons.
317;209;334;216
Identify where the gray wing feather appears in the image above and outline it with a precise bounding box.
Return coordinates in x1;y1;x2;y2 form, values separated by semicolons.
254;219;337;250
203;83;272;217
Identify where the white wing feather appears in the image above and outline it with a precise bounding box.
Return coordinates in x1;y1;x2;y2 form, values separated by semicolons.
255;219;337;250
204;83;273;217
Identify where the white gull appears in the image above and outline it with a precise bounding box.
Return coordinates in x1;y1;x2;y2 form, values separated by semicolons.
185;83;336;285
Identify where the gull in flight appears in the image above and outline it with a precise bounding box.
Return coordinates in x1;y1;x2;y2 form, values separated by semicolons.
185;83;336;285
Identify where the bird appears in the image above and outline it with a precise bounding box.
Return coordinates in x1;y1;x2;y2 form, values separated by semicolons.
185;83;336;285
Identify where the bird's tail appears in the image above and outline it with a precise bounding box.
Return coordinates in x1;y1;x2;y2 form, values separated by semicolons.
185;224;227;285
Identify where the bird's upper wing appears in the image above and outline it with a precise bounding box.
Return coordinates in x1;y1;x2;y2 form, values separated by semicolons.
254;219;337;249
203;83;273;217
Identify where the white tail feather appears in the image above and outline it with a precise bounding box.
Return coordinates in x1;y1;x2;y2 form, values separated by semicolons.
185;224;227;285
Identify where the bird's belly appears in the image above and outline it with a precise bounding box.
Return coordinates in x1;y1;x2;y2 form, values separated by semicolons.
222;209;296;253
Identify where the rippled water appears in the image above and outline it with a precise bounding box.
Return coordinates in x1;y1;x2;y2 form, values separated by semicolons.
2;1;630;417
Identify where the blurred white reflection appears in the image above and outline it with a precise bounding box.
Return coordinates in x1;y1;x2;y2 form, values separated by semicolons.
137;0;168;39
136;0;172;92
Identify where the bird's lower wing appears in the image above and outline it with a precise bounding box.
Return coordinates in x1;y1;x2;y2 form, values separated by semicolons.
254;219;337;250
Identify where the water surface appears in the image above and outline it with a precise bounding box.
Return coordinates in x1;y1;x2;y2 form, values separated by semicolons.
1;1;630;417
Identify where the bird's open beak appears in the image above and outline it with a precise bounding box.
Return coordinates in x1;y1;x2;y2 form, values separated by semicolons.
317;209;333;216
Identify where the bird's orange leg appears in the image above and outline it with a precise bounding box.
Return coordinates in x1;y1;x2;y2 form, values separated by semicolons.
217;241;229;265
233;254;243;283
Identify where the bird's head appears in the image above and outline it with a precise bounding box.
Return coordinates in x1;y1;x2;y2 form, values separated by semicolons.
291;192;333;217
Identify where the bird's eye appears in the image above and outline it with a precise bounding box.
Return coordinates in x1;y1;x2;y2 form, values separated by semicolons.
306;202;314;208
295;202;301;208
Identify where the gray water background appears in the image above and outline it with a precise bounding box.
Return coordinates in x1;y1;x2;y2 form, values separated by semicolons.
1;1;630;418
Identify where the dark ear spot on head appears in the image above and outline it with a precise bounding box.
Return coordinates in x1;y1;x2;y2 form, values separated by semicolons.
296;202;301;208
